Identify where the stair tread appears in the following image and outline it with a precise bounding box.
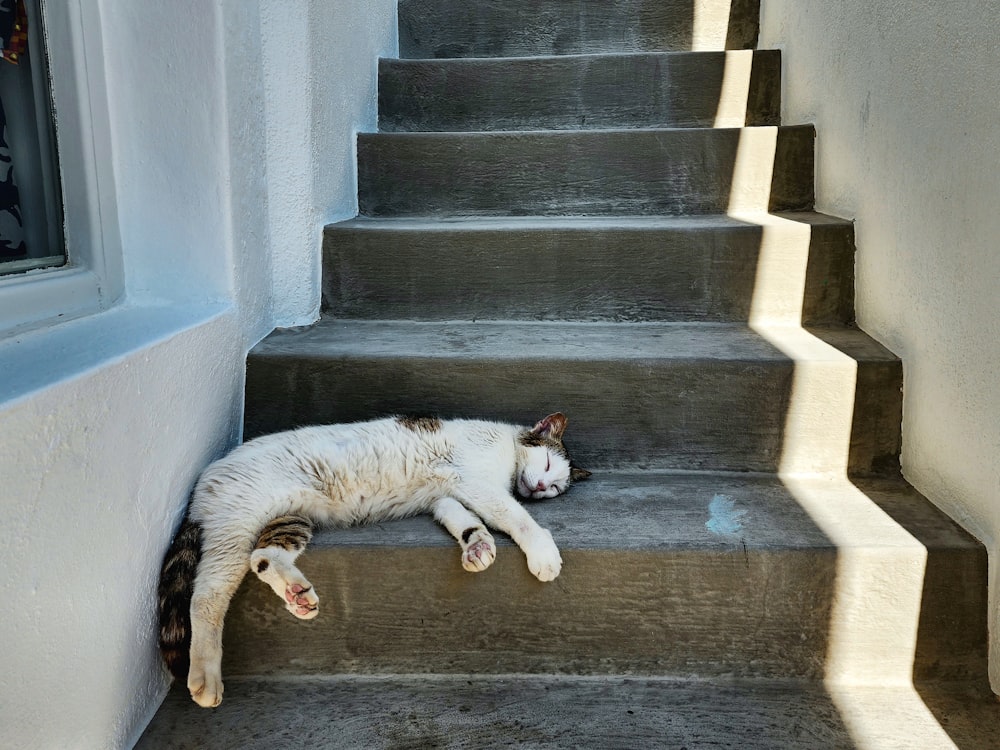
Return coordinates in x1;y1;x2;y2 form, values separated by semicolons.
363;123;800;137
253;319;896;364
214;472;983;682
303;473;978;553
387;49;772;64
327;210;851;232
137;675;999;750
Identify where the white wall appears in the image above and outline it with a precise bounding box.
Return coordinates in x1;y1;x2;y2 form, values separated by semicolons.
0;1;396;747
260;0;398;327
759;1;1000;690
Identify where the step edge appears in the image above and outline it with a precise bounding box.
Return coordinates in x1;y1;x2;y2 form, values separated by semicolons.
324;210;852;232
380;49;780;66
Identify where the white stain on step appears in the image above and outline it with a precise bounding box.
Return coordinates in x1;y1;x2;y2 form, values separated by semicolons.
706;494;748;536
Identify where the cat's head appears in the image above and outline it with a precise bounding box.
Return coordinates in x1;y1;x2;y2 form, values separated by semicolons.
515;413;592;500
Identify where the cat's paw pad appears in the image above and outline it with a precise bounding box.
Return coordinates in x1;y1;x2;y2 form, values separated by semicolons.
284;583;319;619
188;663;224;708
526;532;562;582
461;530;496;572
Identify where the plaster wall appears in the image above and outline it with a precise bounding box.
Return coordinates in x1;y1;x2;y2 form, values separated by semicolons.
759;1;1000;689
0;1;396;747
260;0;398;327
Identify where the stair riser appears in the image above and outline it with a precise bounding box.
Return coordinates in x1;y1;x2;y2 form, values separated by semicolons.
357;127;815;217
379;51;780;132
323;220;854;324
223;547;835;679
244;354;901;475
220;540;986;682
398;0;762;57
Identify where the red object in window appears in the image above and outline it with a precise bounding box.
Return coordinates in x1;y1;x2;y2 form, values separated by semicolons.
2;0;27;65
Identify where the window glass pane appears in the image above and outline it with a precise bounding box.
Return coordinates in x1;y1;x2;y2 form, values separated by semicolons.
0;0;64;276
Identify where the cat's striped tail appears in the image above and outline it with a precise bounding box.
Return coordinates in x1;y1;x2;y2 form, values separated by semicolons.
157;516;202;681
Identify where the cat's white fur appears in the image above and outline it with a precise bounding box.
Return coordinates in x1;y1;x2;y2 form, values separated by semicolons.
170;413;587;708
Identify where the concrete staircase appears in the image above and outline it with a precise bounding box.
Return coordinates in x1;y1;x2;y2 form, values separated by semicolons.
138;1;999;747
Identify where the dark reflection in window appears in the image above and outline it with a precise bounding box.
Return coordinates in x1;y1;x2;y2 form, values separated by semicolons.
0;0;64;275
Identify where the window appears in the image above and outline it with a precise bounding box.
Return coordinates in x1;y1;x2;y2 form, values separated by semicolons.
1;0;64;276
0;0;123;335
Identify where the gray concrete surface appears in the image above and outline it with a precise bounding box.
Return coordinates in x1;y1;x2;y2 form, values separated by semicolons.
214;474;985;684
322;212;854;324
398;0;762;57
140;0;998;745
136;675;1000;749
357;127;815;217
244;320;901;476
378;51;780;132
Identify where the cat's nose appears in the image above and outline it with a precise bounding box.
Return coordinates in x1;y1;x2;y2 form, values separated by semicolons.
535;480;547;491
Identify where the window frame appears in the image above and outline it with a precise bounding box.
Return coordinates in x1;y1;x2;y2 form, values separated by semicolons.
0;0;122;336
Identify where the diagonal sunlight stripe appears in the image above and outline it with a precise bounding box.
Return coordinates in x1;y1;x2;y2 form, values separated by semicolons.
826;685;959;749
714;50;753;128
729;130;856;474
783;476;928;685
752;325;859;475
725;67;947;750
727;125;777;212
788;481;944;748
730;148;941;741
692;0;733;51
734;211;813;325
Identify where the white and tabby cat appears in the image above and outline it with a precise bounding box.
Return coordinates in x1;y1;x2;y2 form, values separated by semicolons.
158;412;590;707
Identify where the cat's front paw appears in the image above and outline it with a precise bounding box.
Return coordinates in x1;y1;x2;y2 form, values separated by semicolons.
461;529;496;572
526;530;562;582
188;660;224;708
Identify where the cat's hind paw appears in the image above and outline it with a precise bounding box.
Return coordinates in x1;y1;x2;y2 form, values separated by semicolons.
461;528;496;572
284;583;319;619
188;662;224;708
251;547;320;620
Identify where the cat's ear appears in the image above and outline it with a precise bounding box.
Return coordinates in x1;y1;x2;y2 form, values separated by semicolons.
571;466;592;482
532;412;568;440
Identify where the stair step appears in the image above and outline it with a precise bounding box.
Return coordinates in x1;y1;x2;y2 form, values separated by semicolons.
358;126;814;217
398;0;762;58
323;212;854;325
137;675;1000;750
217;473;986;682
378;50;780;132
245;320;900;476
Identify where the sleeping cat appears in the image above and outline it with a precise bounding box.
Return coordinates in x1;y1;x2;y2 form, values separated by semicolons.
158;412;590;708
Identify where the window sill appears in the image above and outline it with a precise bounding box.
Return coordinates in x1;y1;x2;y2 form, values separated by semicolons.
0;299;236;407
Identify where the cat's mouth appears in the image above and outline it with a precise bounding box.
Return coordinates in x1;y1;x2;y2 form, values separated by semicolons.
516;474;538;499
517;473;555;499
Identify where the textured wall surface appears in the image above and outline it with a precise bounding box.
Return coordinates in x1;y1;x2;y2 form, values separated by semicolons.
760;1;1000;690
260;0;398;327
0;307;244;749
0;1;396;747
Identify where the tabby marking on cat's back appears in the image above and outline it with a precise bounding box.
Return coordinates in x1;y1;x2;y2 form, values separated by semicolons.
156;412;591;709
397;415;443;432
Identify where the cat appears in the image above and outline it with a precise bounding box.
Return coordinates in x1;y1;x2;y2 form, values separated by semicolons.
157;412;590;708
